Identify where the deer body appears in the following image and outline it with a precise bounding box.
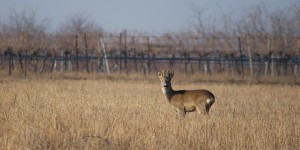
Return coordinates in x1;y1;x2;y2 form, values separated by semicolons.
158;70;215;116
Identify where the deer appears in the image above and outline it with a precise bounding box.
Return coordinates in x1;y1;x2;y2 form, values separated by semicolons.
158;69;215;117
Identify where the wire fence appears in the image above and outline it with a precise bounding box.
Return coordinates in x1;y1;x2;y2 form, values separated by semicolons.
1;52;299;78
0;32;300;79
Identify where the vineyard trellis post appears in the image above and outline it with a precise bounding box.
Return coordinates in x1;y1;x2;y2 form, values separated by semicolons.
247;36;253;77
238;37;244;79
131;36;138;72
204;53;210;77
84;33;90;73
146;36;151;74
265;37;272;77
124;30;128;74
271;53;276;77
118;32;122;73
51;53;57;73
296;37;300;77
60;51;64;72
7;48;13;76
99;35;110;75
75;34;79;71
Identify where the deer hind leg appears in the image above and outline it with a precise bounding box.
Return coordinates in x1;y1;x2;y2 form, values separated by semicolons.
205;103;211;114
205;97;215;114
196;103;208;115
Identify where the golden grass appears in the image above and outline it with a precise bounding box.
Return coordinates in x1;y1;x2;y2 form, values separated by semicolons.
0;77;299;149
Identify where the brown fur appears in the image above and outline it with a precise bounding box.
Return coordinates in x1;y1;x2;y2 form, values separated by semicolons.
158;69;215;117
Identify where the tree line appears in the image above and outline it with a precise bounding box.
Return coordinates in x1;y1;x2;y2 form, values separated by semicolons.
0;3;299;78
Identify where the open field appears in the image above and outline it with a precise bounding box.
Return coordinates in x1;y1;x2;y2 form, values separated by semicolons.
0;76;300;149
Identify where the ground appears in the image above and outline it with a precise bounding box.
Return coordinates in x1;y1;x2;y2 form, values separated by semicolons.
0;76;299;149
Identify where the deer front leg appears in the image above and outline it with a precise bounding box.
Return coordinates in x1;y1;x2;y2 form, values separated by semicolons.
175;106;186;117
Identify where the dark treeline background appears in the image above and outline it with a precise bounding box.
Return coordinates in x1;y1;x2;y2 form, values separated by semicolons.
0;3;300;80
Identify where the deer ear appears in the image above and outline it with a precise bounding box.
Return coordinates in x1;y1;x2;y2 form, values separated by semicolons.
170;71;174;78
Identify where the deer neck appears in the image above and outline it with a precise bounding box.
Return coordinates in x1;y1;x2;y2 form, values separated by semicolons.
162;86;175;102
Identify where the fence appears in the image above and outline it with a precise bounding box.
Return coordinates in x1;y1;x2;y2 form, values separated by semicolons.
0;32;300;78
1;52;300;78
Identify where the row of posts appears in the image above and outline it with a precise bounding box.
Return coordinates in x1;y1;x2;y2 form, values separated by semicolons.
3;32;300;77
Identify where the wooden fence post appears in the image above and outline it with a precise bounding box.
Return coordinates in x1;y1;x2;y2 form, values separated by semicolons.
295;37;300;77
17;51;24;75
204;53;210;77
265;37;271;77
68;57;72;71
184;53;192;75
119;32;122;73
247;36;253;77
169;54;175;67
51;54;57;73
99;35;110;75
187;53;193;75
141;53;147;76
271;53;276;77
8;49;13;76
184;52;188;75
32;52;38;74
228;54;235;77
124;30;128;74
146;36;151;74
131;36;138;72
238;37;244;79
96;34;103;74
39;54;47;74
60;50;64;73
75;34;79;71
84;33;90;73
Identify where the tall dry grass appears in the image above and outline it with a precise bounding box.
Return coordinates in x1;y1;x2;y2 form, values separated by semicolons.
0;77;299;149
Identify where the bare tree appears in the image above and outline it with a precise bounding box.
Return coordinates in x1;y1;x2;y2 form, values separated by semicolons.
57;14;103;71
191;7;207;37
235;3;270;36
1;9;48;52
0;9;49;75
59;14;103;34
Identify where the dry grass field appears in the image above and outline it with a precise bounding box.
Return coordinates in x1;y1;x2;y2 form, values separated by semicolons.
0;75;299;149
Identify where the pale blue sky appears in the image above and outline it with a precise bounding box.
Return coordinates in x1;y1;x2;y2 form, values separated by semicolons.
0;0;296;32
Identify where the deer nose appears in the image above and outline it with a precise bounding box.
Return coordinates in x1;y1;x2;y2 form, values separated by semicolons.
163;83;168;87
